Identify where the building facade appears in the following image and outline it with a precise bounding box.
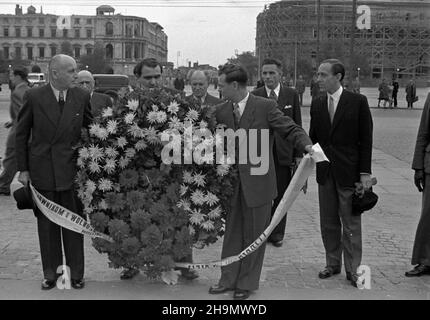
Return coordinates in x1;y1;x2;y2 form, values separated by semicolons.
256;0;430;83
0;4;168;75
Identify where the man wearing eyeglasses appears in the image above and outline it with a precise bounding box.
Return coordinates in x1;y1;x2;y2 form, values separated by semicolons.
76;70;112;118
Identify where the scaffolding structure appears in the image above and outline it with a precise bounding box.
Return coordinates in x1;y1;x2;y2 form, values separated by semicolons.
256;0;430;81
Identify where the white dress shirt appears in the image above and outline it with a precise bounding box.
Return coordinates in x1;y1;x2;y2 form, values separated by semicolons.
50;83;68;102
265;83;281;99
327;85;343;115
236;92;250;116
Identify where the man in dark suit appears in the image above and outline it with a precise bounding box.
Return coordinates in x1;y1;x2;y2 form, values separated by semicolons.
208;63;313;300
186;70;221;107
252;58;303;248
0;67;30;195
76;70;112;117
408;92;430;277
309;59;373;287
15;54;93;290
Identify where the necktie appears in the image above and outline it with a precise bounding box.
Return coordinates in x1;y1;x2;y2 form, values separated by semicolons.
328;95;335;123
233;103;241;128
269;89;277;101
58;90;65;114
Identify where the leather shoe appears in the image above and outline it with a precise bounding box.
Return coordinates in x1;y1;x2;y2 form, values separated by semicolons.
41;279;56;290
120;268;140;280
318;266;341;279
233;289;250;300
71;279;85;289
272;240;283;247
180;269;199;280
0;190;10;196
405;264;430;277
208;284;233;295
346;272;358;288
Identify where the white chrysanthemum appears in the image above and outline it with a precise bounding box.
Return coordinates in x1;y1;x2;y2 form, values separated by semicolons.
168;116;182;130
177;199;191;212
205;192;220;206
151;104;159;111
189;208;205;225
104;158;116;174
98;178;113;192
144;127;160;145
84;187;94;200
118;156;130;169
167;101;180;114
99;199;108;210
126;99;139;111
89;123;102;137
77;157;85;168
117;136;128;149
88;145;104;162
106;120;118;134
180;184;188;196
191;190;206;206
84;205;94;214
147;111;159;124
189;225;195;236
135;139;147;151
208;206;223;219
192;172;206;187
199;120;208;129
78;147;90;159
183;171;194;184
105;147;118;158
156;111;167;123
124;112;135;124
125;148;136;159
102;107;113;118
201;220;215;231
89;161;101;173
185;109;200;122
128;123;145;138
86;180;97;193
216;164;230;177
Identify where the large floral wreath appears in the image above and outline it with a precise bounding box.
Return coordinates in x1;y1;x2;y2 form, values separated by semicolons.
75;86;237;279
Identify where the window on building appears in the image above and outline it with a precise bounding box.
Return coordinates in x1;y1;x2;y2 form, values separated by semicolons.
15;47;22;60
15;27;21;37
125;43;132;59
51;28;56;38
39;28;44;37
51;18;57;24
3;47;9;59
311;51;317;59
106;44;113;59
312;29;317;38
74;18;80;25
39;47;45;58
75;29;80;38
86;29;92;38
74;47;80;58
86;47;93;55
4;28;8;37
27;47;33;60
4;18;8;23
51;46;56;57
106;22;113;36
126;24;133;37
27;18;33;24
134;45;139;59
86;19;92;25
27;27;32;37
39;17;44;24
63;29;68;38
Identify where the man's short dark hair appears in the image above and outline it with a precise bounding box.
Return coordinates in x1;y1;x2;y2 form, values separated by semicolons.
218;63;248;86
262;58;282;70
13;66;28;80
321;59;345;82
133;58;163;78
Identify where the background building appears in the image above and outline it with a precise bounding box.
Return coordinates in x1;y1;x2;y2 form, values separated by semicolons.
256;0;430;85
0;4;168;75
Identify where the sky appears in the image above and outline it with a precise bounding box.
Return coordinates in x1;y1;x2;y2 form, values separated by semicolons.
0;0;275;67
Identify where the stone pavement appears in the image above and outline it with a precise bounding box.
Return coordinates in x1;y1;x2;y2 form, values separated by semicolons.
1;87;430;299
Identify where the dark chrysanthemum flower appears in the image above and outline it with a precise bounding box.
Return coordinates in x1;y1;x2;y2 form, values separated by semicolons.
104;192;126;213
108;219;131;242
91;211;110;232
126;190;146;211
140;225;163;247
121;237;141;255
130;209;151;232
119;169;139;189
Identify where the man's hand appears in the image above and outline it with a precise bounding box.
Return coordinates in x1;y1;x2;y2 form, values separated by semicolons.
304;145;314;156
414;169;425;192
18;171;31;187
360;174;372;191
301;179;308;194
4;121;12;129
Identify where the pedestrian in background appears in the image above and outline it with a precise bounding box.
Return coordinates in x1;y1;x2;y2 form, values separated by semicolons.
174;73;185;92
408;92;430;277
295;75;306;106
406;79;417;109
0;66;30;196
378;78;390;108
310;74;320;102
391;77;399;108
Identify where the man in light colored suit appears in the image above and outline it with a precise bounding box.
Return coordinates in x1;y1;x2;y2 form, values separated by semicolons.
208;63;313;300
186;70;221;107
76;70;112;117
0;67;30;195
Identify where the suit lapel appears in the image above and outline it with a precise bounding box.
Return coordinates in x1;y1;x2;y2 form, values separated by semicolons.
319;95;332;130
52;88;78;143
330;91;348;134
39;84;62;127
239;94;256;130
220;101;235;130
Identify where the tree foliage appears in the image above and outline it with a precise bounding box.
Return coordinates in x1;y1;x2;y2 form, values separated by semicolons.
79;42;111;73
227;51;259;85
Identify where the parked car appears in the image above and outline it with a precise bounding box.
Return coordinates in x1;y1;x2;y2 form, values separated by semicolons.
93;74;129;93
27;72;47;87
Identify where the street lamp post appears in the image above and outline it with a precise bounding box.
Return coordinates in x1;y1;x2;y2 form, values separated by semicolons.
357;67;360;79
